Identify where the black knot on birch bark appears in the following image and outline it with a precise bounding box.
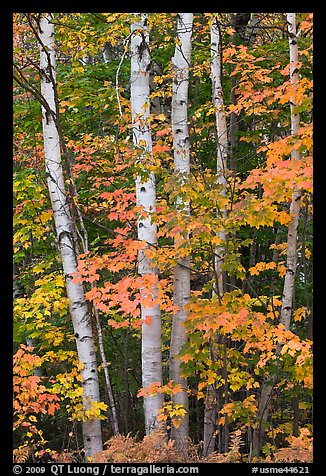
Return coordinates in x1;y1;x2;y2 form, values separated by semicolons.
286;268;295;275
138;37;149;60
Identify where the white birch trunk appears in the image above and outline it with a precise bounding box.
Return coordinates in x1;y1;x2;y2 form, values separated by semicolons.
280;12;301;330
130;13;164;434
203;16;229;456
169;12;193;449
252;13;302;456
210;15;228;296
39;14;103;458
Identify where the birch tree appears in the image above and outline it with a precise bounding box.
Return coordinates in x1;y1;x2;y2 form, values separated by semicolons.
38;13;103;458
210;15;228;307
252;12;302;456
169;12;193;449
203;15;229;455
279;12;302;330
130;13;164;434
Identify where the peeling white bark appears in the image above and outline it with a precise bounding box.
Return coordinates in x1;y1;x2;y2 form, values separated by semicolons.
203;17;230;456
210;15;228;296
169;12;193;449
130;13;163;434
280;12;302;330
39;13;103;458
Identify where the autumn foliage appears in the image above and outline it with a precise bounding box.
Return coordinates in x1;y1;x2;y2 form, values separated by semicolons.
13;12;313;464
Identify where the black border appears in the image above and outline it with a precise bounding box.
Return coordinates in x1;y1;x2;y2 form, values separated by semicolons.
4;3;322;473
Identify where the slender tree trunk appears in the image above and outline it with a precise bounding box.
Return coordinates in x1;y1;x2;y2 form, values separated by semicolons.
203;15;230;456
229;76;238;175
307;305;313;341
39;13;103;458
292;393;300;437
124;326;131;434
252;12;302;456
280;12;302;330
252;381;273;455
228;13;252;175
210;16;228;297
130;13;164;435
203;383;217;455
227;14;252;292
246;13;260;44
92;300;120;436
169;12;193;449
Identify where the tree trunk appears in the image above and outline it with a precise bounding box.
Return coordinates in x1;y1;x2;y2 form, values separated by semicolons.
92;301;120;436
252;12;302;456
169;12;193;449
280;13;302;329
228;13;252;175
130;13;164;435
307;305;313;341
246;13;260;44
292;393;300;437
124;326;131;434
210;15;228;295
203;15;230;456
39;13;103;458
203;382;217;455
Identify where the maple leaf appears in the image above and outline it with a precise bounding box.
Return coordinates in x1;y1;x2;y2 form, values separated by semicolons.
155;127;171;137
155;113;167;121
142;315;152;325
180;353;193;363
152;144;170;155
47;403;59;416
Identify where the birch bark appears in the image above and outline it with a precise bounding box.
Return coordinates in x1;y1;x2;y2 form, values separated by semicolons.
252;12;302;456
39;13;103;458
203;16;229;455
130;13;164;434
210;16;228;294
169;12;193;449
280;12;302;330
